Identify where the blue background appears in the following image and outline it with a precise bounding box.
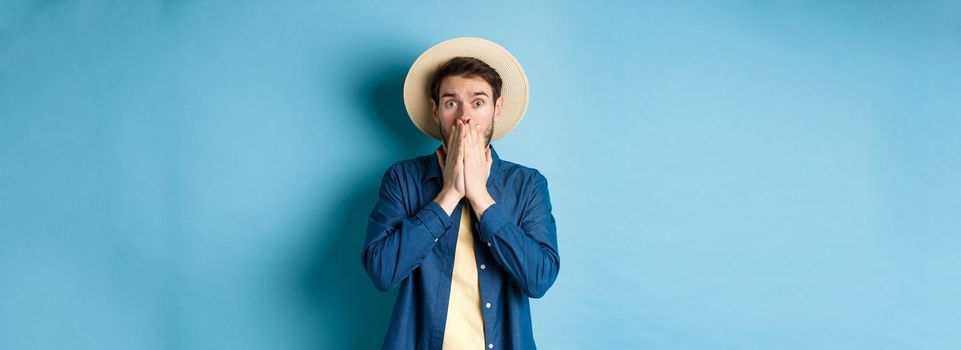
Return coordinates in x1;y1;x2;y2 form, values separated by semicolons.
2;1;959;349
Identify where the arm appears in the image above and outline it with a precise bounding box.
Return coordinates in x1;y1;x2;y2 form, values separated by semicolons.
474;171;560;298
361;165;452;291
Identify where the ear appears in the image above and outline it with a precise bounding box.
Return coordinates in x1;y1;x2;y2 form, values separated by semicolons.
431;99;439;123
494;96;505;119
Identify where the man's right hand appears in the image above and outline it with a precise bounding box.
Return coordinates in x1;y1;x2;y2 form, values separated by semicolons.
434;120;467;216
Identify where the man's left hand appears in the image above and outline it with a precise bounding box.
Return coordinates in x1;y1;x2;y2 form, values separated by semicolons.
463;119;495;218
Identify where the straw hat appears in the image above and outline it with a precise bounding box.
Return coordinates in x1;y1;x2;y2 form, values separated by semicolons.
403;37;529;141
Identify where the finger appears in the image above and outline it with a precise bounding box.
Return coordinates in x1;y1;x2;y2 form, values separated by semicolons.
466;123;476;153
452;123;463;149
469;119;478;137
446;125;457;157
459;131;467;160
461;122;471;150
456;126;463;146
454;124;464;159
449;127;460;164
468;121;477;145
476;125;483;150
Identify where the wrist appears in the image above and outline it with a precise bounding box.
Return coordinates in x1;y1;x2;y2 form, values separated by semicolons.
467;191;495;219
439;187;463;201
434;189;462;216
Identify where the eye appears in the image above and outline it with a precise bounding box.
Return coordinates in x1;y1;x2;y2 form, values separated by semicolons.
445;100;457;108
473;100;484;107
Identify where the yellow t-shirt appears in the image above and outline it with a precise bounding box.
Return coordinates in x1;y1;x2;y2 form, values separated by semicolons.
441;202;486;349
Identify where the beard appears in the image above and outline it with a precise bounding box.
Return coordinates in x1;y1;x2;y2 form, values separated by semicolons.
439;118;494;154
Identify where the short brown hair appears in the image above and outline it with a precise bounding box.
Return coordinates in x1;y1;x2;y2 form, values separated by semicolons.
429;57;503;105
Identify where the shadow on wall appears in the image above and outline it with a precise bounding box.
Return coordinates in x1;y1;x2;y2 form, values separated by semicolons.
298;43;436;349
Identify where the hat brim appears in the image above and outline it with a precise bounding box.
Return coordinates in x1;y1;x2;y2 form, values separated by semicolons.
403;37;529;141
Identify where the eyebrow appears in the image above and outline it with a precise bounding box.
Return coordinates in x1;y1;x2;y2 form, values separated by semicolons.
441;91;490;99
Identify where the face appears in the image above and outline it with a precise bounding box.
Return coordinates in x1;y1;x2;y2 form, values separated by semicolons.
431;75;504;151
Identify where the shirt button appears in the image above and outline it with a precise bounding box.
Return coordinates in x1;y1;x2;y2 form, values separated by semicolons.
487;241;492;247
480;264;486;270
434;238;438;242
489;344;493;349
485;302;491;308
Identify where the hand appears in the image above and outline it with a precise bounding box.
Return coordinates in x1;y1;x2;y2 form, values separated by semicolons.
463;119;492;203
435;120;467;207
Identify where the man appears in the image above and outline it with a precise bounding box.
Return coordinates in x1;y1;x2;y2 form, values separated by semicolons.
362;37;559;350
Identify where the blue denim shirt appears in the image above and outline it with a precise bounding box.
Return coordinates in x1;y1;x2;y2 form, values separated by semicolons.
362;145;560;350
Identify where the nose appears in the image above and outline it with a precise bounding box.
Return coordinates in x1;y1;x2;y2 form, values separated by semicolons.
455;109;471;124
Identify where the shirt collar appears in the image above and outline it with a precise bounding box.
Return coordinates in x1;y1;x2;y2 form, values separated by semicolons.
424;144;502;184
